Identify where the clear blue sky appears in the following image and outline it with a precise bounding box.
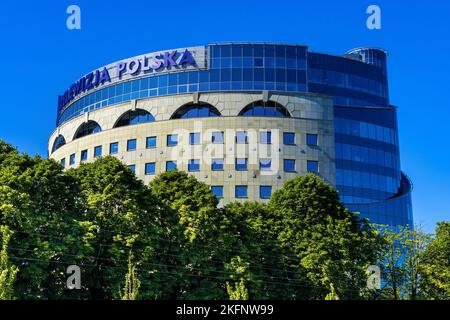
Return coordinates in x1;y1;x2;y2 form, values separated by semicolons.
0;0;448;232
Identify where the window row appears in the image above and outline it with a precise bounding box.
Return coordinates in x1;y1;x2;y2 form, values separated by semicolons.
62;154;319;176
211;185;273;200
309;68;388;98
210;44;307;60
335;143;399;170
336;168;399;194
335;117;398;146
210;57;307;70
60;131;317;156
57;74;308;125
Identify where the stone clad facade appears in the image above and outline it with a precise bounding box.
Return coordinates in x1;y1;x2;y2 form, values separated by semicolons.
49;91;336;204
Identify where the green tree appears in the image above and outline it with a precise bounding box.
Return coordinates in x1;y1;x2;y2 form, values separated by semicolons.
0;225;18;300
420;222;450;299
121;252;141;300
268;174;383;299
0;140;90;299
225;256;250;300
223;201;296;299
151;171;294;300
67;156;181;300
150;170;225;299
376;224;431;300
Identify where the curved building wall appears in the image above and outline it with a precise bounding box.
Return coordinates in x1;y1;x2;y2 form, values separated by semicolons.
50;42;413;226
50;92;336;204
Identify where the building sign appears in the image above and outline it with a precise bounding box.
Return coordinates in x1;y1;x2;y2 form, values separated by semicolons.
58;46;206;113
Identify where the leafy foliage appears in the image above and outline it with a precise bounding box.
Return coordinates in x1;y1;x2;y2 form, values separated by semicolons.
0;225;18;300
420;222;450;299
121;252;141;300
1;139;447;300
268;174;383;299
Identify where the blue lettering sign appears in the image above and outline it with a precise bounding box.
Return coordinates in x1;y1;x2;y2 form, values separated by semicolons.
58;49;197;112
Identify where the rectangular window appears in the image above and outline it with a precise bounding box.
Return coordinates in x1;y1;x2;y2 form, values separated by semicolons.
259;159;271;171
212;158;224;171
166;160;177;171
60;158;66;168
235;185;248;198
128;164;136;173
306;133;318;146
236;131;248;144
81;150;88;162
307;160;319;173
212;131;224;144
145;162;156;175
146;136;157;149
94;145;102;158
211;186;224;198
283;132;295;145
260;131;271;144
235;158;248;171
284;159;296;172
127;139;137;151
110;142;119;154
190;132;201;145
260;186;272;199
69;153;75;165
167;134;178;147
188;159;200;172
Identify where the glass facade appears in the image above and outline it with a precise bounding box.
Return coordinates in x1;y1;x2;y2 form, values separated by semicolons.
115;109;155;128
57;44;308;126
239;101;291;117
171;104;221;119
73;121;101;140
54;43;412;227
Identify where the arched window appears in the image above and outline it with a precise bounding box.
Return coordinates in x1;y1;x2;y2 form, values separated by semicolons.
239;101;291;118
171;103;221;119
114;109;155;128
51;135;66;153
73;121;102;140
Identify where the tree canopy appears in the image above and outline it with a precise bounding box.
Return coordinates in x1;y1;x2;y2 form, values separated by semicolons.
0;139;448;300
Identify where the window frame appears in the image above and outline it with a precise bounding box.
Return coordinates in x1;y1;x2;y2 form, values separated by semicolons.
235;185;248;199
146;136;157;149
284;159;296;172
127;139;137;151
109;142;119;154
